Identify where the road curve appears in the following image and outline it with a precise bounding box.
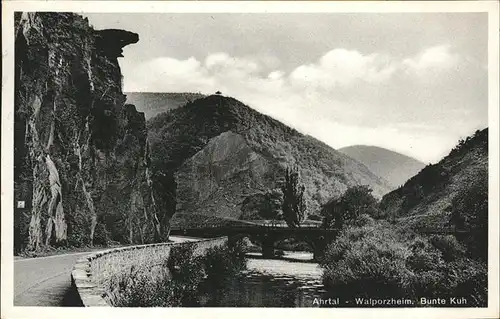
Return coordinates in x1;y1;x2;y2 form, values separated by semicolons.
14;236;201;306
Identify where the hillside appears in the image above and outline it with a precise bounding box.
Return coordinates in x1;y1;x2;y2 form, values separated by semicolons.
14;13;166;252
125;92;205;120
380;128;488;229
339;145;425;188
147;95;393;227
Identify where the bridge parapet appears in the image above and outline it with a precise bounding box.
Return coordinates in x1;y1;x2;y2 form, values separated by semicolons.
71;237;227;307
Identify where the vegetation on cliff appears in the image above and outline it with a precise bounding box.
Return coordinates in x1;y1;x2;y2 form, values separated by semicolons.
380;128;488;228
319;130;488;307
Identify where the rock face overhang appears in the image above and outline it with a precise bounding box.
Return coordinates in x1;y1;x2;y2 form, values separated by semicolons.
14;12;163;252
94;29;139;58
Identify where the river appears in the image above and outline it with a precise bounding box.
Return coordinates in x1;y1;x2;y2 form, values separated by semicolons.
194;251;328;307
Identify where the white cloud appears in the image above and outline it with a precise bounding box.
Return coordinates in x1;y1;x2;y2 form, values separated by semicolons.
403;44;460;76
289;48;397;88
268;70;284;80
120;45;476;163
122;56;214;92
205;52;260;77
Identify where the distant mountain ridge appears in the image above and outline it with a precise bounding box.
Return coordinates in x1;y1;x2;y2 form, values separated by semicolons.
380;128;488;229
125;92;205;120
146;95;393;227
339;145;426;188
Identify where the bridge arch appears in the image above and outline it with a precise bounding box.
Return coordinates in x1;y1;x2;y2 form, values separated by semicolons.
230;231;334;261
170;223;338;262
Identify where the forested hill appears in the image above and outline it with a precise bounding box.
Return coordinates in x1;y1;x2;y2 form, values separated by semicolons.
147;94;393;227
380;128;488;229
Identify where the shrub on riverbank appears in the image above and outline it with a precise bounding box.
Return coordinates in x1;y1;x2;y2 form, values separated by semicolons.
107;241;247;307
320;222;487;306
321;222;412;299
200;241;247;293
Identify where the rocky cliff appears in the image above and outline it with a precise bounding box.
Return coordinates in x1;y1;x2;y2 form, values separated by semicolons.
14;12;165;252
147;95;393;226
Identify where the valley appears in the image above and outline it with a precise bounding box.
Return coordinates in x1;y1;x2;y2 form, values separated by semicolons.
11;11;491;309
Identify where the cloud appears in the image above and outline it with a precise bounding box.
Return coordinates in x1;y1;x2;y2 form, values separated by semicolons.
289;49;397;88
267;71;284;80
120;44;480;163
123;56;214;93
402;44;460;76
205;52;260;76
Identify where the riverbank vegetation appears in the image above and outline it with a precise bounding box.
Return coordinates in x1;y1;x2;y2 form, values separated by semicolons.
320;219;487;306
319;183;488;307
106;241;247;307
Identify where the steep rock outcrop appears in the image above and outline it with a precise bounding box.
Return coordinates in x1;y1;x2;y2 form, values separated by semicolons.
176;131;274;219
147;95;392;226
14;12;163;252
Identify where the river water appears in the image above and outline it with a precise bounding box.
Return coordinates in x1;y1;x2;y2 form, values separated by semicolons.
195;251;328;307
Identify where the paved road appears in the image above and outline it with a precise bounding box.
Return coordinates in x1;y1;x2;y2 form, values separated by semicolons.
14;236;200;306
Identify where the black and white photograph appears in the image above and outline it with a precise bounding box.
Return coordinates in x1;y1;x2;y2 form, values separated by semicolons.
2;1;499;318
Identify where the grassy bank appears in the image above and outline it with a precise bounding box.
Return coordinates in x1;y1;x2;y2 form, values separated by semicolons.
105;240;247;307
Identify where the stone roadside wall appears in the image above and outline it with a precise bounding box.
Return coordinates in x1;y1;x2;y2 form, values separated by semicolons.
71;237;227;307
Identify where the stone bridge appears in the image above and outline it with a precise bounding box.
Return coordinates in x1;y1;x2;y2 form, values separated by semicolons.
170;223;339;261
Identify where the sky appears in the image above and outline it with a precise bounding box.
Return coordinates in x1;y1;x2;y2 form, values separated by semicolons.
84;12;488;163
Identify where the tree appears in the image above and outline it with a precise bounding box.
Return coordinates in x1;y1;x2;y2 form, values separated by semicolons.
281;167;306;228
260;190;283;223
321;185;379;229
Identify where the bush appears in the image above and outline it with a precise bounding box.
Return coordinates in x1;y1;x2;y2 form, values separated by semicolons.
321;185;380;229
428;235;466;262
109;241;247;307
165;244;206;306
406;238;444;271
449;170;488;261
448;259;488;306
109;266;172;307
109;244;205;307
406;239;487;306
202;242;247;290
320;222;487;306
351;214;375;227
321;223;412;300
